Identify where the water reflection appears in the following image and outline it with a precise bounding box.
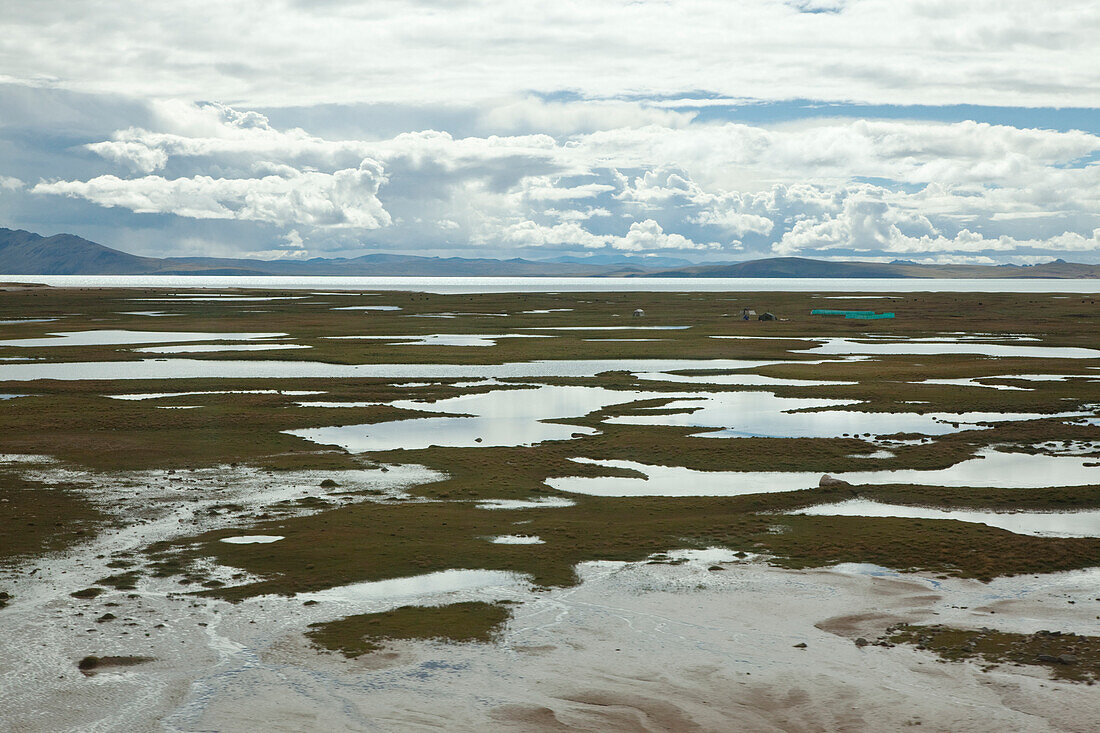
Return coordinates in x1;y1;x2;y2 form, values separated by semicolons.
792;500;1100;538
0;330;285;348
286;384;680;450
604;391;1073;438
296;569;529;604
549;449;1100;496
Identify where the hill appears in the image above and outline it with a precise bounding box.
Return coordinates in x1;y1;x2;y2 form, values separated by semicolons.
1;229;1097;278
640;256;1100;279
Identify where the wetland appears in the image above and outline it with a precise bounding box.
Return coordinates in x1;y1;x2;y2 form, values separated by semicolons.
0;283;1098;731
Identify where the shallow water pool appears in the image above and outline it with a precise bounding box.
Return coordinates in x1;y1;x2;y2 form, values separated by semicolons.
792;500;1100;538
548;449;1100;496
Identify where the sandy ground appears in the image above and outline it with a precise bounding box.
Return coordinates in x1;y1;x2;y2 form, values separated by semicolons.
2;539;1097;732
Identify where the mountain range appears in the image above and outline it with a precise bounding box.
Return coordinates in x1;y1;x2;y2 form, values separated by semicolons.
2;228;1098;279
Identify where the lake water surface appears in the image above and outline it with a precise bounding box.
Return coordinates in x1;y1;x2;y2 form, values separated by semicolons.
4;275;1099;293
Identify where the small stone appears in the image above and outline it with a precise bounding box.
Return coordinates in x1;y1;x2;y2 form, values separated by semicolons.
1058;654;1077;665
319;479;339;488
854;637;870;647
793;642;807;649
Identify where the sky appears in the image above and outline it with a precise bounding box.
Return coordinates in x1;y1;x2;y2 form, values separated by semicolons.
0;0;1098;265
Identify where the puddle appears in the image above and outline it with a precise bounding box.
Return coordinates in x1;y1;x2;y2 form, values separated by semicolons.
131;296;307;302
791;500;1100;538
119;311;180;317
0;357;782;381
800;337;1100;359
664;548;760;563
285;384;677;450
549;459;829;496
219;535;285;544
603;390;1069;438
916;378;1031;391
295;401;384;408
0;330;285;348
489;535;544;545
475;497;575;510
108;390;325;401
327;334;553;347
635;371;856;388
332;306;402;311
133;344;312;353
0;394;28;400
586;338;666;342
408;312;509;318
0;318;59;324
295;569;529;604
521;309;573;314
520;326;690;331
549;449;1100;496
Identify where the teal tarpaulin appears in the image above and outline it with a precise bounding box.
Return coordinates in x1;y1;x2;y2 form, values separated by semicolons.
844;312;895;320
810;309;895;320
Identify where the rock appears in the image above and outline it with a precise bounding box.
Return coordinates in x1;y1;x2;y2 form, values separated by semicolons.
793;642;807;649
1058;654;1077;665
819;474;852;487
758;312;778;321
1036;654;1060;663
319;479;339;488
854;637;870;647
707;565;725;572
95;613;116;623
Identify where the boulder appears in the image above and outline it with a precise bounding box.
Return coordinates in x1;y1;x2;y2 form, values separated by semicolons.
819;474;852;487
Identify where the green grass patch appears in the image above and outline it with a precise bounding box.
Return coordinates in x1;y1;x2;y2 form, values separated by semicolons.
884;624;1099;683
306;601;513;657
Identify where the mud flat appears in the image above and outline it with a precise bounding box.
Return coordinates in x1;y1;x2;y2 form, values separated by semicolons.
3;553;1096;732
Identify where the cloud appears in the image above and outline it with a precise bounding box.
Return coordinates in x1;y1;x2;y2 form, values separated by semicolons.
33;160;390;228
489;219;722;252
478;97;697;135
26;100;1100;261
4;1;1098;108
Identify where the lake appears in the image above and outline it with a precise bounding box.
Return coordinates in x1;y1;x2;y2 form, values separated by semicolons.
3;275;1100;293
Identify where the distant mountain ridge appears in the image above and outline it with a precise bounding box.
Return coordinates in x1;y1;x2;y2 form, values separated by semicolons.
1;228;1098;278
645;256;1100;279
